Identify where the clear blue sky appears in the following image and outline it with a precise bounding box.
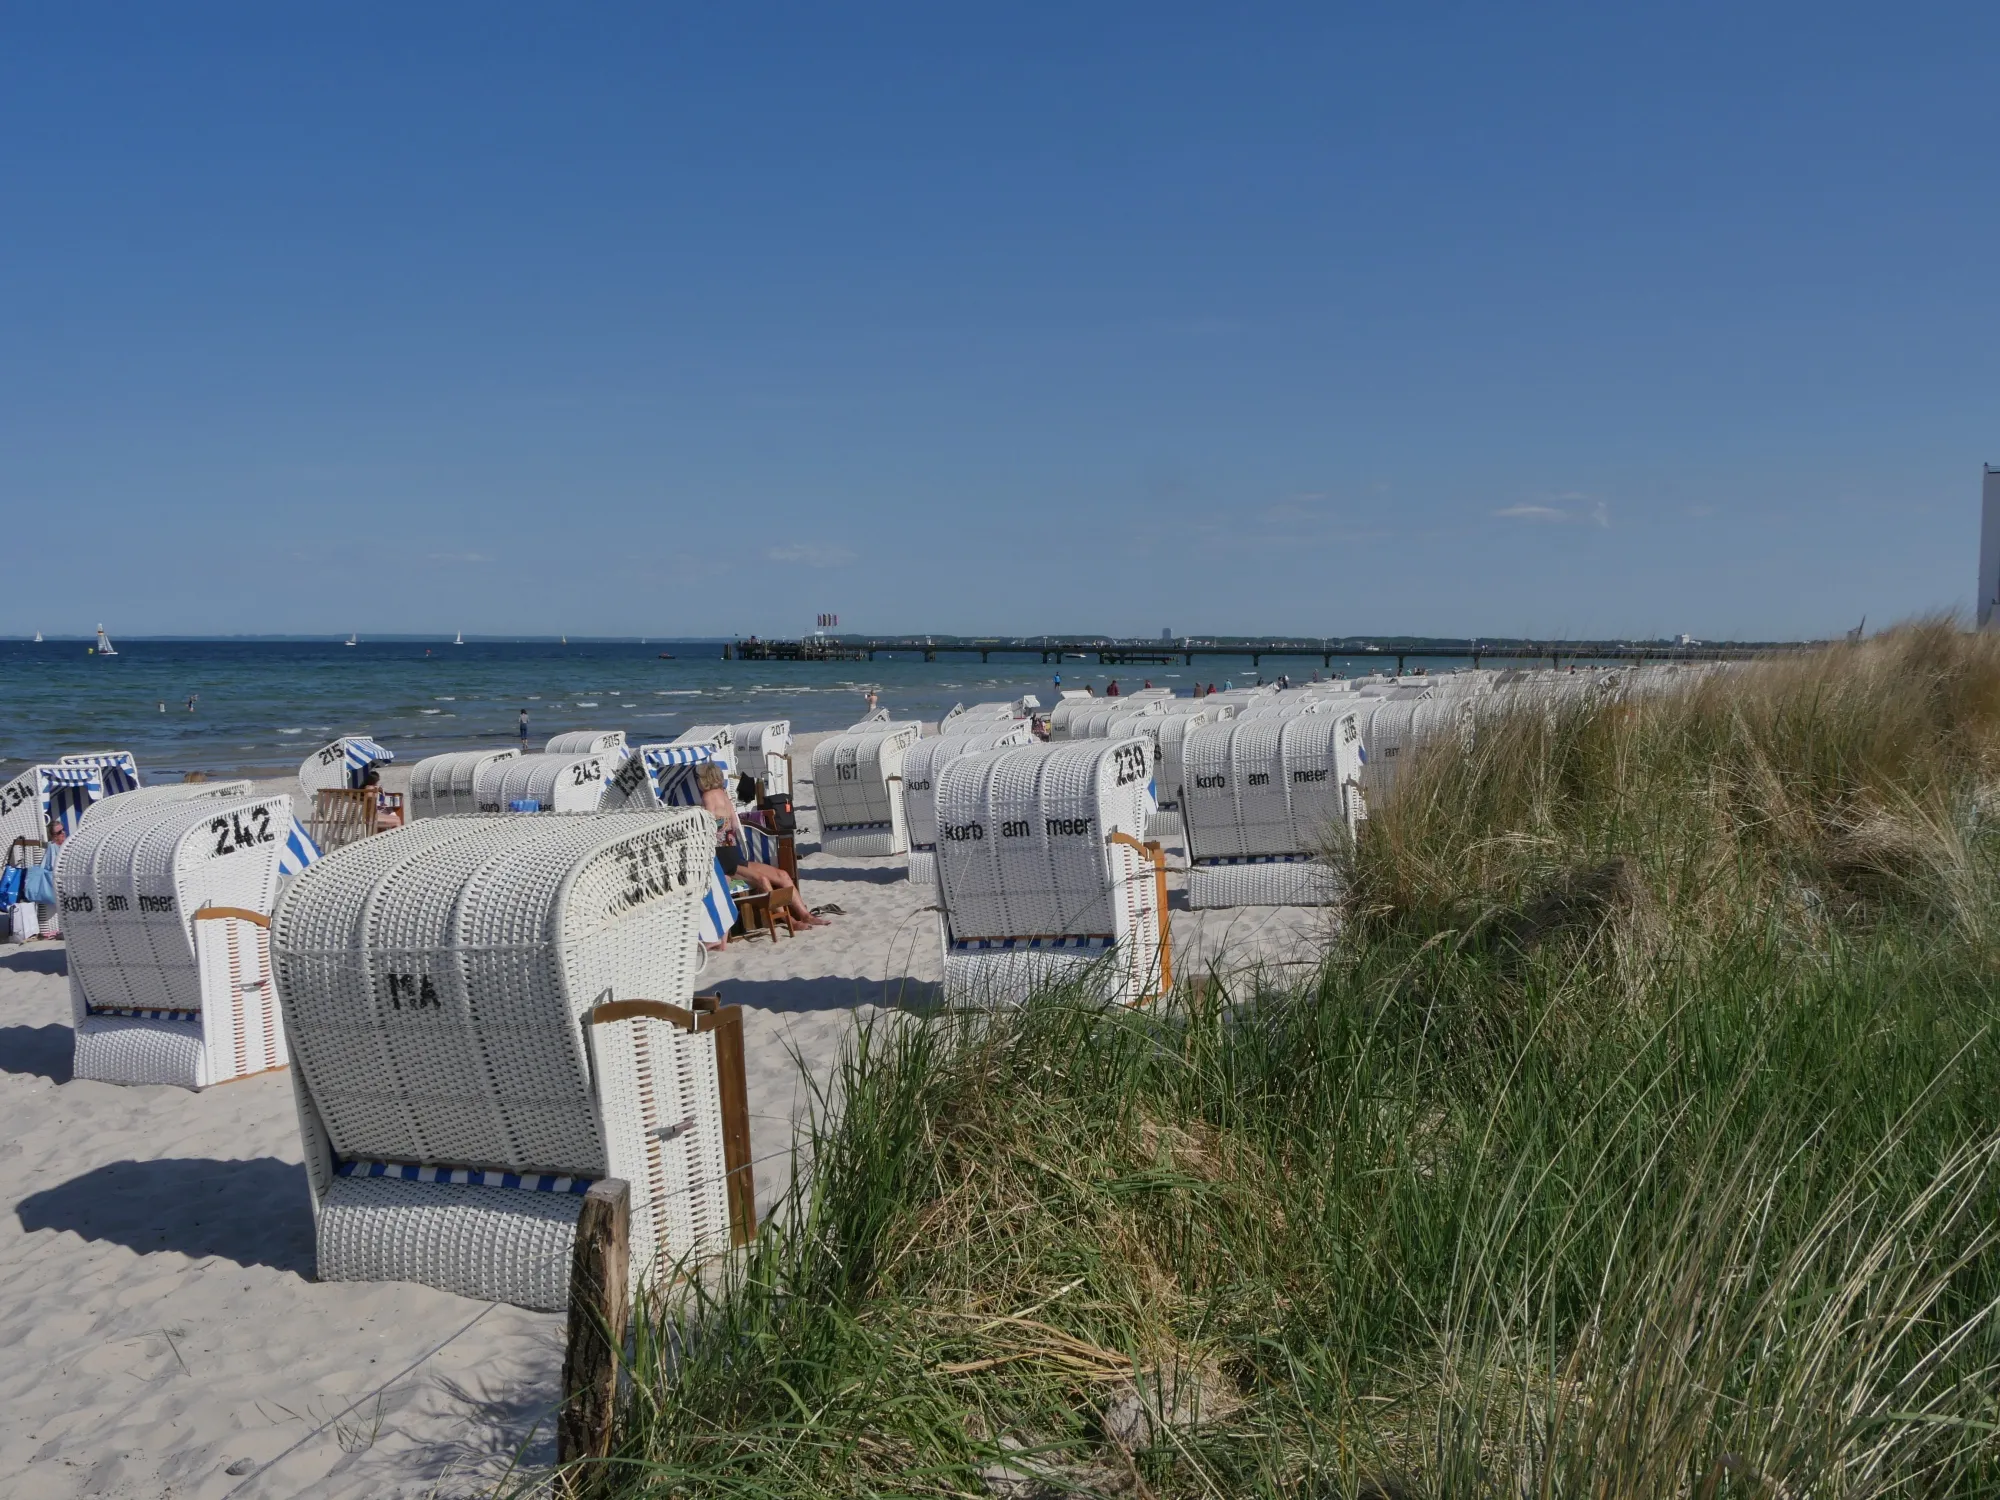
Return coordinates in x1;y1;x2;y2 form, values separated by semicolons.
4;5;1995;641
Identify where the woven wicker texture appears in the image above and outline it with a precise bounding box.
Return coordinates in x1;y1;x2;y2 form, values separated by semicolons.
899;724;1033;865
670;725;734;755
543;730;627;755
596;750;662;813
812;724;922;856
1187;858;1340;910
0;764;105;848
317;1174;584;1310
272;810;727;1303
1050;697;1163;741
72;1015;205;1087
61;794;292;1087
408;750;521;819
61;794;291;1018
1356;697;1474;804
74;780;253;831
934;739;1161;1006
477;752;615;814
726;720;788;763
1150;709;1213;815
1181;709;1364;866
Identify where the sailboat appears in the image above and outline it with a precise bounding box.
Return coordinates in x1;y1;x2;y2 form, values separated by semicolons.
32;630;42;643
94;625;118;657
454;630;465;646
345;633;358;647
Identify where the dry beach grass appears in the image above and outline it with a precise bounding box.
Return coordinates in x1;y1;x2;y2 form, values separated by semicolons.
575;626;2000;1498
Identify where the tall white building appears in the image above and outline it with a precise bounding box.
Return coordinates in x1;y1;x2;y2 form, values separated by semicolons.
1981;466;2000;629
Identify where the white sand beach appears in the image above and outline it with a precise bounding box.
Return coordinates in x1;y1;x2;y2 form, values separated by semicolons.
0;733;1329;1497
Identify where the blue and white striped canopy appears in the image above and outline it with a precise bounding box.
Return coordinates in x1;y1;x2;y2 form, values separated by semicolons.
642;743;733;807
699;855;737;944
279;817;322;877
35;765;105;835
61;752;141;795
343;737;394;773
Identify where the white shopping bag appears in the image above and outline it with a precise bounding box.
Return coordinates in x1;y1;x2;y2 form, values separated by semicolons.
10;904;37;944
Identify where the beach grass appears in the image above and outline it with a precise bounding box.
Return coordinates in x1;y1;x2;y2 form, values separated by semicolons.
573;624;2000;1498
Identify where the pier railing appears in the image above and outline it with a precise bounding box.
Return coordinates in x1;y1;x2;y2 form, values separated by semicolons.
725;636;1811;672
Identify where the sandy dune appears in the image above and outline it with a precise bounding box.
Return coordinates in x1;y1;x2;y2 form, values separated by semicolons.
0;736;1329;1496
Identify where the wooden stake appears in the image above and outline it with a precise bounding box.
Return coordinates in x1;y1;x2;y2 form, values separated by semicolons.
557;1177;630;1478
693;996;758;1245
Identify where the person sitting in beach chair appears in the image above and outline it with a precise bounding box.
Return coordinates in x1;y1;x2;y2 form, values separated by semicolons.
696;763;827;928
361;768;403;831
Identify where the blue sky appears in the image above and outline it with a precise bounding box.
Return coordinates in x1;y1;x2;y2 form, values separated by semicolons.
3;5;1995;641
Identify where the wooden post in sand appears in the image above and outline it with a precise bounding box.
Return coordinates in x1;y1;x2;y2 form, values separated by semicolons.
558;1178;630;1478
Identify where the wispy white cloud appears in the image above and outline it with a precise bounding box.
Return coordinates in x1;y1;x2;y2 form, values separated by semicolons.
1495;497;1611;528
765;541;857;568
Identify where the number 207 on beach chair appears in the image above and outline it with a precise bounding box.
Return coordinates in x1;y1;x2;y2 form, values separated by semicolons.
271;813;757;1311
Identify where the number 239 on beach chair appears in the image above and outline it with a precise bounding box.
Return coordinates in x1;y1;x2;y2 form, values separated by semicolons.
271;813;756;1312
934;739;1172;1010
59;794;296;1089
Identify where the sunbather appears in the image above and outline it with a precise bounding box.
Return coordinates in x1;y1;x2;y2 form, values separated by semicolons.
695;764;827;927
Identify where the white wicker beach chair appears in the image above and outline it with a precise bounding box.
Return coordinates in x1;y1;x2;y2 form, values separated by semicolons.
0;759;145;849
271;812;753;1311
77;780;253;827
934;739;1168;1008
1180;708;1364;909
300;737;394;799
1355;696;1476;806
60;793;294;1088
407;749;522;819
726;721;792;798
940;700;1036;731
475;751;619;814
900;723;1033;887
544;730;628;756
811;723;923;857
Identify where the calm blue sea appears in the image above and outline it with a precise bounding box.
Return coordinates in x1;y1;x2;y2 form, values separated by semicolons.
0;638;1419;778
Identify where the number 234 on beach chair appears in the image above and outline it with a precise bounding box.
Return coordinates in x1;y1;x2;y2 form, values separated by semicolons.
271;813;756;1311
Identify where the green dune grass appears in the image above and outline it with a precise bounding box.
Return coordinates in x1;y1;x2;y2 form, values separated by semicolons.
565;624;2000;1499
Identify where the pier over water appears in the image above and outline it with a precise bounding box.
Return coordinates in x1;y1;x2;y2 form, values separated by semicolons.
727;635;1808;673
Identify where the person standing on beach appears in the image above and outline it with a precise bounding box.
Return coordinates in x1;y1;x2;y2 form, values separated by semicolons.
518;708;529;747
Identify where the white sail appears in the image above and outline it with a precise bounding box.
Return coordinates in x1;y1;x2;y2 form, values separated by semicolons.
346;633;358;647
32;631;42;642
454;631;464;646
95;625;117;656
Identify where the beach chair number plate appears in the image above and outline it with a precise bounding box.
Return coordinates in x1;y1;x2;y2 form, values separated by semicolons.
210;807;276;856
383;972;443;1011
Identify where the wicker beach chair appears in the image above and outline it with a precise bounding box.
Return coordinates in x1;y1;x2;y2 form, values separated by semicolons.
271;812;753;1311
900;722;1033;887
811;723;923;857
0;758;144;850
726;721;792;798
60;793;294;1088
1179;707;1365;909
934;739;1169;1008
300;736;394;800
1354;696;1475;807
475;751;620;815
544;730;628;756
407;749;522;819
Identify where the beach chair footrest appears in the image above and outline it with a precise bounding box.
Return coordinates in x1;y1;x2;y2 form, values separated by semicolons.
73;1015;205;1089
317;1174;585;1312
1187;860;1339;910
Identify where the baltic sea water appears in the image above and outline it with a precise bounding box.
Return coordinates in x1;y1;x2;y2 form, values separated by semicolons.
0;638;1418;778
